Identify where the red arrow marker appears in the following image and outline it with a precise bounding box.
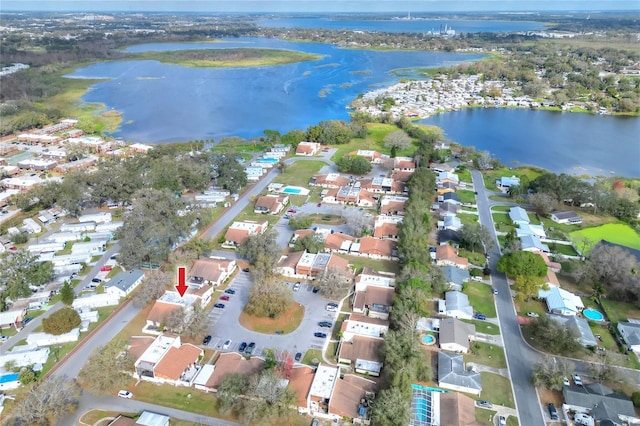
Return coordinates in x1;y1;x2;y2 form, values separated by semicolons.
176;267;188;297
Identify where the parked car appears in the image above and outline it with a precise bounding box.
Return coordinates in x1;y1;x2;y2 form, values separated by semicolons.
242;268;250;272
548;403;558;420
100;266;112;272
572;374;583;386
287;209;296;213
311;419;319;426
293;282;301;292
317;203;322;207
314;332;327;338
238;342;247;352
22;317;33;326
91;278;102;283
493;288;498;295
527;312;540;318
318;321;332;328
476;400;493;408
224;288;236;294
563;376;570;386
325;303;338;312
245;342;256;355
222;339;232;350
574;413;594;425
118;390;133;399
213;303;225;309
202;335;212;345
473;313;486;320
295;352;303;361
0;336;8;343
499;415;507;425
220;295;230;301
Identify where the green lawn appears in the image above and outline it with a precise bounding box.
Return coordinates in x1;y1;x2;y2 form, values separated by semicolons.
275;160;327;187
479;372;515;408
330;122;422;162
600;299;640;325
457;169;474;184
588;322;618;352
325;342;338;361
331;314;349;341
507;416;520;426
458;249;486;267
491;205;512;212
302;349;323;366
462;319;501;335
458;212;479;226
465;342;507;369
457;190;477;204
548;243;579;256
481;166;545;190
491;213;514;233
475;407;496;426
570;223;640;255
342;254;401;275
515;298;547;317
464;282;497;318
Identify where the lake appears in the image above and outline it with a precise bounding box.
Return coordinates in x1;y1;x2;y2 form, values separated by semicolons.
419;108;640;177
255;17;546;34
67;37;484;142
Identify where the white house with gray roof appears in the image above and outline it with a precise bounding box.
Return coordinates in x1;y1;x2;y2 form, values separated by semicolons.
442;266;470;291
104;269;145;298
509;206;530;225
437;351;482;396
563;383;638;426
617;321;640;353
439;317;476;354
439;291;474;320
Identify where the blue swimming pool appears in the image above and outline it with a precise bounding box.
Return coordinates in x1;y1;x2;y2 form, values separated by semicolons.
0;373;19;384
583;308;604;321
421;334;435;345
282;187;301;194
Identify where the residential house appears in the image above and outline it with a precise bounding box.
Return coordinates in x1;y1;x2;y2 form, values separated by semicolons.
538;286;584;316
327;374;376;423
430;163;455;173
563;384;639;426
309;365;340;417
439;292;474;320
380;195;408;215
296;141;322;156
223;220;268;248
439;202;461;217
73;293;120;310
393;157;416;172
442;266;470;291
391;169;414;182
341;314;389;340
354;268;396;291
437;181;458;195
321;188;340;204
435;245;469;269
133;334;203;386
0;346;50;369
438;215;462;231
109;411;170;426
520;234;550;253
617;321;640;352
0;308;27;329
350;149;384;163
538;251;562;272
310;173;351;188
336;185;362;204
509;206;530;225
437;171;459;185
145;291;201;330
373;216;401;239
438;351;482;395
516;223;547;239
276;251;352;279
548;315;597;347
287;365;316;415
352;286;394;320
187;257;237;287
439;392;483;426
193;352;265;393
104;269;145;298
439;192;461;205
324;232;355;253
550;211;583;225
254;195;288;214
439;317;476;354
496;176;520;188
356;237;397;260
337;335;384;376
274;251;305;277
245;166;265;182
358;176;404;194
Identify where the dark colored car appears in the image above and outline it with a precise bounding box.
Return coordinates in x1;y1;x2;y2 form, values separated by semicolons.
242;268;250;272
91;278;102;283
22;317;33;326
476;400;493;408
318;321;332;328
245;342;256;355
327;302;338;308
312;287;319;294
314;332;327;338
224;288;236;294
548;403;558;420
473;313;487;320
295;352;303;361
238;342;247;352
213;303;225;309
202;335;212;345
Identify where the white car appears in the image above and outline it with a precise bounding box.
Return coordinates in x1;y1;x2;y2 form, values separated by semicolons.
222;339;232;350
573;374;583;386
498;415;507;425
526;312;540;318
117;390;133;399
563;376;570;386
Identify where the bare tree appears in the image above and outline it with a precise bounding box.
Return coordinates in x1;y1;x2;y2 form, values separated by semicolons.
528;192;558;216
163;304;210;338
383;130;412;150
315;266;353;299
9;375;81;425
532;357;574;391
347;213;374;237
78;340;134;393
132;270;170;307
474;150;492;170
583;244;640;298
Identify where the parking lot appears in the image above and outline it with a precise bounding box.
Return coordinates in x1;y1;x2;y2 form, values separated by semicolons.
204;269;341;359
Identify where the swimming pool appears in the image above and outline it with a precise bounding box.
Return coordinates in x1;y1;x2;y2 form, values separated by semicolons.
583;308;604;321
421;334;436;345
280;186;310;196
0;373;19;384
283;187;301;194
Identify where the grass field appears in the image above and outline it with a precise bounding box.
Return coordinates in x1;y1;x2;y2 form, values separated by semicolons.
481;166;546;191
465;342;507;369
457;190;477;204
600;299;640;325
238;302;304;334
464;282;497;318
479;372;515;408
570;223;640;255
462;319;501;335
274;160;327;187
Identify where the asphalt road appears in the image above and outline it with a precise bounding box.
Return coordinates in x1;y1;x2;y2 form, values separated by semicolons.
472;168;546;425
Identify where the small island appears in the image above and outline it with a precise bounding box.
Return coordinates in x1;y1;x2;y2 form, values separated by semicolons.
124;48;322;68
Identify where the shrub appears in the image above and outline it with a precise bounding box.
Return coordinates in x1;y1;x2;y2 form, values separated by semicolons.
42;307;80;335
632;391;640;407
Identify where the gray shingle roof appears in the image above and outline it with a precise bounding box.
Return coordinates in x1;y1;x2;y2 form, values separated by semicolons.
443;266;470;286
617;321;640;346
105;269;144;293
563;384;635;419
439;317;475;349
437;351;482;391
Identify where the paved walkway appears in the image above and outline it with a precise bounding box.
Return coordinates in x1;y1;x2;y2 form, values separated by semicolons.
467;361;510;379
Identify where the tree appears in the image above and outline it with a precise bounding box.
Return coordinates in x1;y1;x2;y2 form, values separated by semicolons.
217;373;250;414
317;120;353;145
314;266;353;299
336;155;372;174
497;251;548;278
526;316;582;355
239;229;280;267
288;214;313;230
18;367;38;386
59;280;74;305
383;130;412;150
346;213;374;237
391;286;430;330
280;129;307;147
458;222;494;253
528;192;558;216
632;391;640;408
212;151;248;194
0;249;54;299
370;387;411;426
245;281;293;318
78;340;134;393
42;307;81;335
163;304;210;338
512;274;548;302
8;375;81;425
588;354;621;383
292;233;325;254
583;244;640;300
132;270;170;307
532;357;574;391
474;150;493;170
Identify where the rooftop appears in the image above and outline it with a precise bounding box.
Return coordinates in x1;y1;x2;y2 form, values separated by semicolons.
309;364;339;399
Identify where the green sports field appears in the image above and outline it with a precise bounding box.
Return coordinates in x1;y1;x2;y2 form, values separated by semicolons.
570;223;640;255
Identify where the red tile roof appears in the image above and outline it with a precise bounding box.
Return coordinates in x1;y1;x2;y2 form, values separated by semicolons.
154;343;203;381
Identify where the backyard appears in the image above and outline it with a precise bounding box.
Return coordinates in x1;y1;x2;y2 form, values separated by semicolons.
275;160;327;187
464;282;497;318
479;372;515;408
465;342;507;369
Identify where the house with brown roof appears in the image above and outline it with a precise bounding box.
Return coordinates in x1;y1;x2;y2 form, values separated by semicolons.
354;268;396;291
393;157;416;172
390;170;414;182
310;173;351;189
435;245;469;269
223;220;268;248
349;149;385;164
439;389;483;425
324;232;355;253
373;216;402;239
188;256;237;288
337;335;384;376
321;187;339;204
430;162;455;173
254;195;289;215
380;195;408;215
145;291;202;331
287;365;316;415
335;185;362;204
133;334;203;386
274;251;305;277
352;286;394;320
328;374;376;423
355;237;397;260
296;141;321;156
193;352;265;393
357;176;404;194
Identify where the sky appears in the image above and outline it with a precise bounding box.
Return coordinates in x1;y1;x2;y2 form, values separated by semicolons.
2;0;639;13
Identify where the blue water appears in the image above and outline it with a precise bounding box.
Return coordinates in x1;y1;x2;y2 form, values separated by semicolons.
421;334;435;344
413;398;428;422
583;308;604;321
419;108;640;177
0;373;19;384
282;187;302;194
67;37;482;143
256;17;546;33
